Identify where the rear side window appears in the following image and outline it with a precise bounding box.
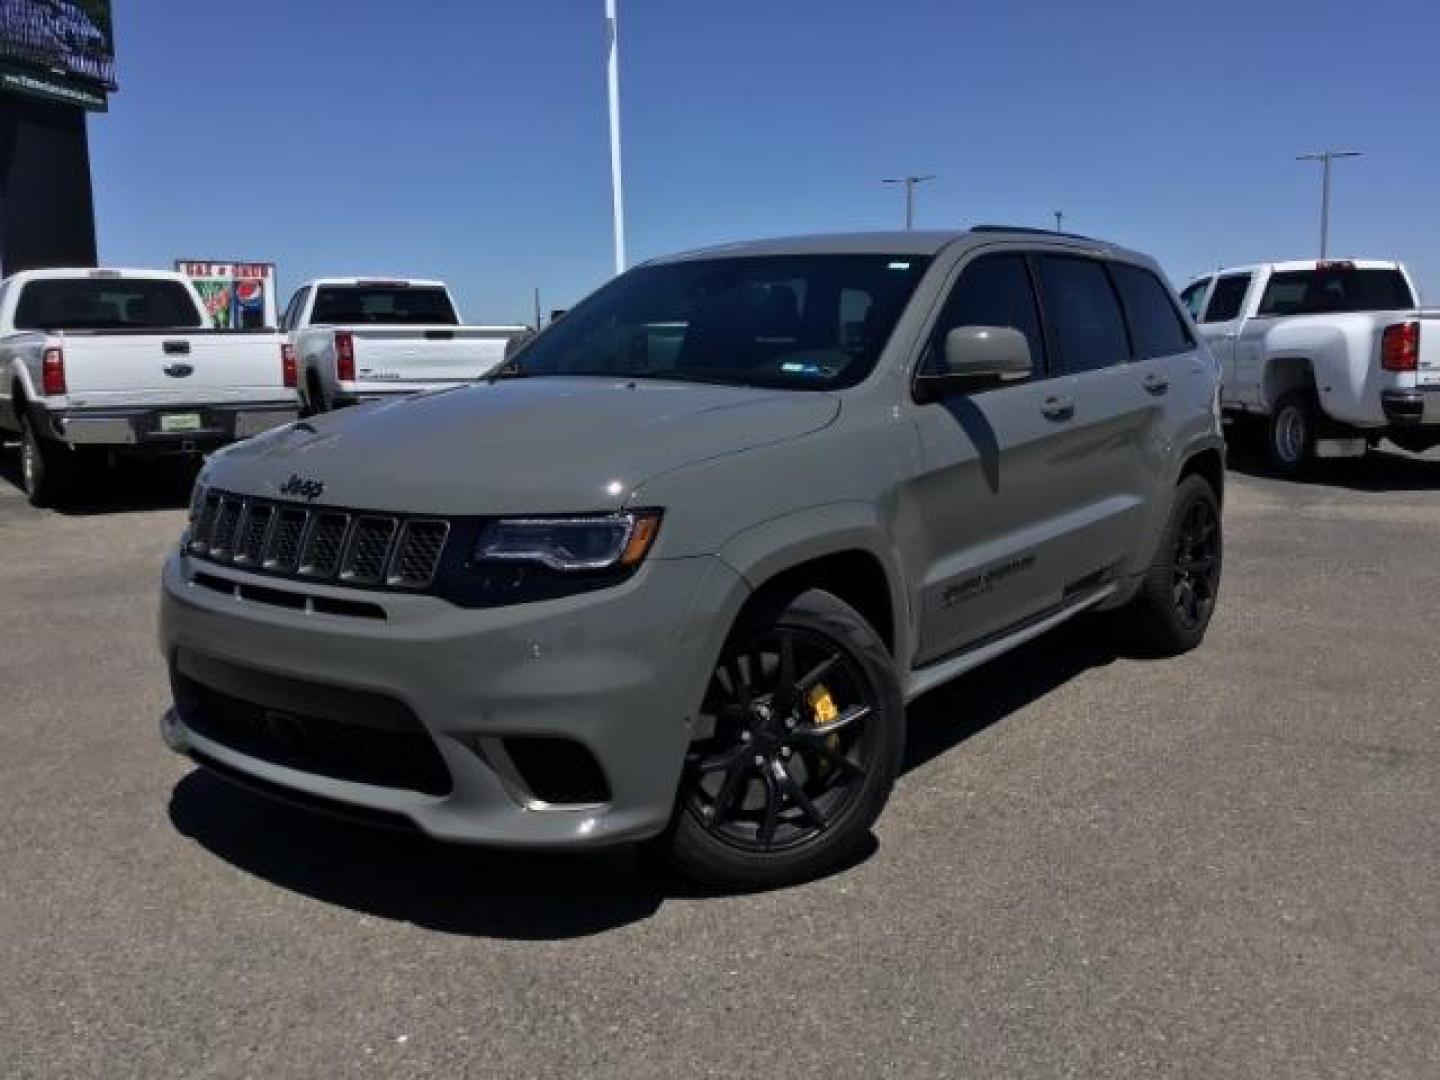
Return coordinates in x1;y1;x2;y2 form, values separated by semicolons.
1256;267;1414;316
1201;275;1251;323
1112;264;1194;360
923;254;1047;376
1179;279;1210;320
14;279;203;331
1035;256;1130;374
310;285;458;326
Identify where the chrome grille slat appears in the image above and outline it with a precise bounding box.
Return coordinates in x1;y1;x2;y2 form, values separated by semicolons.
340;516;399;584
264;507;311;571
232;503;274;566
190;492;222;553
298;512;351;578
187;489;451;593
388;520;449;588
208;497;244;559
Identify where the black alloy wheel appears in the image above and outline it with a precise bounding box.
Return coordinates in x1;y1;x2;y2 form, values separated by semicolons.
1171;495;1220;630
658;588;903;888
686;626;875;852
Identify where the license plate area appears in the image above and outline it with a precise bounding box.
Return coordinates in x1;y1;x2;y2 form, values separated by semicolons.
160;412;203;433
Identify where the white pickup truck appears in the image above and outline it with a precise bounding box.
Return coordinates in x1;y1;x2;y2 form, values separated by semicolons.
0;268;295;505
1181;259;1440;472
280;278;528;413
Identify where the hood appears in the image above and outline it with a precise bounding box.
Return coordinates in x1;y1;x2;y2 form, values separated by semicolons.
202;377;840;514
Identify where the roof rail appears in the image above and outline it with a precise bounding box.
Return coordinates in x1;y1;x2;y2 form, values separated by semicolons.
970;224;1099;242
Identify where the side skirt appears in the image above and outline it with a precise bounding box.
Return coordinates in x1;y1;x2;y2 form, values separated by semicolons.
902;584;1118;703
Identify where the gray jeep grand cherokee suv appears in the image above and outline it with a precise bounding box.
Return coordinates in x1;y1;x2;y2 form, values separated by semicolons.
159;229;1224;887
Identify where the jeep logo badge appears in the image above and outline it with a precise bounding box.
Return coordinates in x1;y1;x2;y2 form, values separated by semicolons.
279;474;325;502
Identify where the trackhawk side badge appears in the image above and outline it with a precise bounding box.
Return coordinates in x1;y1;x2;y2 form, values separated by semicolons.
279;474;325;502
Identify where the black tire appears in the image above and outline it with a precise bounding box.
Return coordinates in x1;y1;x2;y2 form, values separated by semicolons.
1266;391;1316;475
304;373;327;416
1122;474;1222;656
18;414;70;508
657;588;904;889
1223;414;1263;457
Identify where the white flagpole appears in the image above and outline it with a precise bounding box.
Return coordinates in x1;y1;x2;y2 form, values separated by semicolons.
605;0;626;275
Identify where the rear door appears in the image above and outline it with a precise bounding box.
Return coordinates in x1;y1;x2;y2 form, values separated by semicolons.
1030;252;1156;576
1109;259;1206;496
1195;271;1254;402
909;250;1091;663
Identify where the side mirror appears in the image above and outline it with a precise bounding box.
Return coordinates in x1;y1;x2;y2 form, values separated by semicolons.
916;325;1033;401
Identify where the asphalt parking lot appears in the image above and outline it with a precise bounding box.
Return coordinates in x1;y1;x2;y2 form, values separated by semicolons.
2;444;1438;1079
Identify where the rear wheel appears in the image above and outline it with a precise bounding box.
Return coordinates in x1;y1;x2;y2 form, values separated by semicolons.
658;588;904;888
1266;392;1315;475
19;414;70;507
1122;474;1222;656
303;373;327;416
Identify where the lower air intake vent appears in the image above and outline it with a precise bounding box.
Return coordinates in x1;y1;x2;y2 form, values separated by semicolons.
504;737;611;805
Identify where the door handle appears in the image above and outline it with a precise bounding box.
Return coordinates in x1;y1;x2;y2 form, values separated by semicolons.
1142;373;1170;395
1041;394;1075;421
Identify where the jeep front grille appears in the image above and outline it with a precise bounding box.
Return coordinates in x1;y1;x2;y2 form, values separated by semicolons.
189;489;449;591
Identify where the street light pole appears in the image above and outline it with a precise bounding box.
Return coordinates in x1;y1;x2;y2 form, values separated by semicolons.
1053;210;1063;233
605;0;626;275
1296;150;1362;259
882;175;936;230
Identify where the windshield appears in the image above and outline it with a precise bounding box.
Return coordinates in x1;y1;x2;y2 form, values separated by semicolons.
1256;267;1414;316
310;285;458;326
13;279;203;331
509;255;933;390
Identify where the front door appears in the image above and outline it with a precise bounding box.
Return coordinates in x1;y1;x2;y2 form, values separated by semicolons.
908;251;1094;664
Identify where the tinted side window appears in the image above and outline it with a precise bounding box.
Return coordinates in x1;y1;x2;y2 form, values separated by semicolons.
923;254;1046;377
1112;264;1194;360
1035;256;1130;374
1179;279;1209;320
1202;274;1250;322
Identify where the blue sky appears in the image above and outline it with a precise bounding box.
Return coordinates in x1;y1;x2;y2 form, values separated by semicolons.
92;0;1440;323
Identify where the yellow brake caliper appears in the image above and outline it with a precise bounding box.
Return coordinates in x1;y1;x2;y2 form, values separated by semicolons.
806;684;841;776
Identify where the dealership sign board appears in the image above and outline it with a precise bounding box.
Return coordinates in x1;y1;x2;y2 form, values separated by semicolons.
175;260;279;329
0;0;116;110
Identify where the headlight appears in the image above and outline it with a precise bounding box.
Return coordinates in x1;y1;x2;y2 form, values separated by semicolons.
473;510;661;572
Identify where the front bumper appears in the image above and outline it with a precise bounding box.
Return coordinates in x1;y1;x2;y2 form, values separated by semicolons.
158;549;745;847
42;401;296;448
1381;387;1440;427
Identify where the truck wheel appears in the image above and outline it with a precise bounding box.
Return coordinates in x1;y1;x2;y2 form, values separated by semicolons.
1267;392;1315;475
657;588;904;889
1122;474;1222;656
19;415;70;507
302;373;327;416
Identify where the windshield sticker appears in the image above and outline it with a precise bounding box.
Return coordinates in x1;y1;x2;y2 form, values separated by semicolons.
888;261;911;270
781;361;833;377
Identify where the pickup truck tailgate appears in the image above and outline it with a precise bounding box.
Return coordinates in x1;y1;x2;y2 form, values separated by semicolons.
350;327;515;383
1418;312;1440;385
58;331;285;404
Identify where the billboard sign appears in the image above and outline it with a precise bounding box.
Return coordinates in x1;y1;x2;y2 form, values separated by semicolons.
175;260;279;330
0;1;116;109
